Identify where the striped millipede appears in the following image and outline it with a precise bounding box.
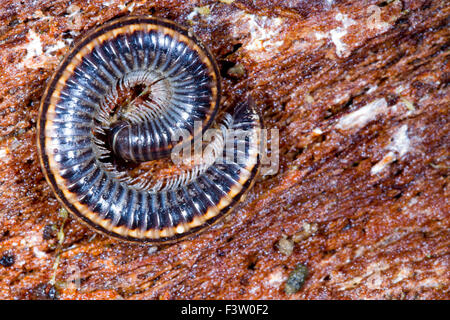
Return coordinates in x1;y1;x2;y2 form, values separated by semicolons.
37;16;261;243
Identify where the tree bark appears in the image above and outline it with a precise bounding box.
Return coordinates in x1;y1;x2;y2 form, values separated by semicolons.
0;0;448;299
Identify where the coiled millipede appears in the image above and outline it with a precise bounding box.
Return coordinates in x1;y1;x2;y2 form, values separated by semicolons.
37;16;261;243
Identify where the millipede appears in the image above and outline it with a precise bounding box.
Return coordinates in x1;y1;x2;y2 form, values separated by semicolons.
37;16;262;243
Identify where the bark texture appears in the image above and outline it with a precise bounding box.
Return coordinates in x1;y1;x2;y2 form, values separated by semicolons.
0;0;448;299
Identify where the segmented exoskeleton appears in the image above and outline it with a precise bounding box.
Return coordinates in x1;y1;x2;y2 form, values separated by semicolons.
38;16;261;243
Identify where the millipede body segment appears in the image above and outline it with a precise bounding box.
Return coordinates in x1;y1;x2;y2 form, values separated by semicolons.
37;16;261;243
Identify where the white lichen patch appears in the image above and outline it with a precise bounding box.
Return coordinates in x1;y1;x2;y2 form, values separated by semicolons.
186;9;198;21
367;84;378;94
267;268;286;287
232;12;285;61
392;266;413;283
0;147;8;160
338;261;390;291
311;12;356;58
336;12;356;29
419;278;445;289
318;7;393;59
187;5;215;23
333;92;350;104
118;1;145;12
336;98;388;130
394;84;410;95
19;29;68;69
45;40;66;55
33;246;48;259
371;124;411;175
407;197;418;207
329;28;349;57
32;10;52;20
66;4;81;17
312;128;323;135
387;124;410;157
329;13;356;58
366;272;384;289
338;276;363;290
147;246;158;254
18;231;48;258
102;0;115;6
314;31;328;40
20;233;39;247
22;30;43;68
370;152;396;175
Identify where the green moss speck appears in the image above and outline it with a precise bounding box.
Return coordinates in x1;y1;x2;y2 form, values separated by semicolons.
284;263;308;295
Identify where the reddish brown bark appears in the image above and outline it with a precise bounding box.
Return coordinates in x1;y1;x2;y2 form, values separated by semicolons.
0;0;448;299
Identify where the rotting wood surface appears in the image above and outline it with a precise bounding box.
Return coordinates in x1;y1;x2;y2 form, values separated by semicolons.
0;0;448;299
